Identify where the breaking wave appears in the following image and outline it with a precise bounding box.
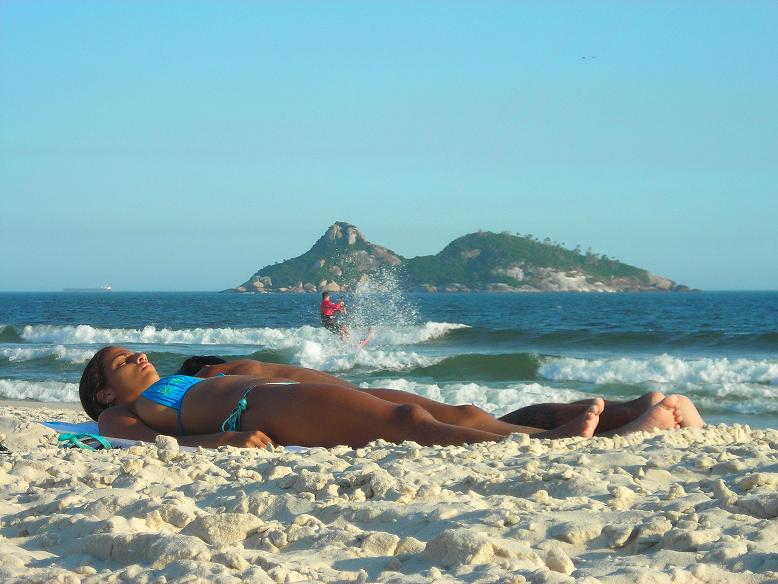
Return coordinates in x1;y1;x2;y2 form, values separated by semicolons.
0;379;79;403
539;354;778;386
12;322;464;348
364;378;591;416
0;345;96;364
406;353;543;381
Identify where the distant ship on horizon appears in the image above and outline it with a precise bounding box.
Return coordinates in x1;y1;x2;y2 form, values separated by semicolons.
62;284;113;292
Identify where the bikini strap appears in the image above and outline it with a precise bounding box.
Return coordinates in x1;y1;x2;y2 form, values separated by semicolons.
221;387;253;432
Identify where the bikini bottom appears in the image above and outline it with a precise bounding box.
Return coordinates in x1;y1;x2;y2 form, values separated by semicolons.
220;382;297;432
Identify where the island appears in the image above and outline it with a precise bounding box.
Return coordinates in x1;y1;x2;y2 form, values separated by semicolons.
224;222;691;294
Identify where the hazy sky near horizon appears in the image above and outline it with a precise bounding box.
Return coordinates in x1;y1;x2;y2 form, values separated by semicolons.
1;1;776;291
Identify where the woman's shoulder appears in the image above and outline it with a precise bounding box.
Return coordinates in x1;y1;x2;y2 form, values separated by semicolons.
98;403;140;428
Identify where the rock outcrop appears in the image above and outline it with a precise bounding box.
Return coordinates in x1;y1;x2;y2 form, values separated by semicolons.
227;222;403;294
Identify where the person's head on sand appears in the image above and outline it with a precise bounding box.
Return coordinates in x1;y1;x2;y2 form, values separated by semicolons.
79;346;160;421
175;355;227;376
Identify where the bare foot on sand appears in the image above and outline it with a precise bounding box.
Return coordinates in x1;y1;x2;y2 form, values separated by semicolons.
539;398;604;439
674;395;705;428
618;393;702;429
603;395;683;437
592;391;664;433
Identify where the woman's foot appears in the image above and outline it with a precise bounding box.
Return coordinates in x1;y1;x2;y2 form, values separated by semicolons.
674;395;705;428
603;395;683;436
592;391;664;433
538;398;604;439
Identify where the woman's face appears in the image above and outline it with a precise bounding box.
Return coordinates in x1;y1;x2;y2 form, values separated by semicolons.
97;346;160;406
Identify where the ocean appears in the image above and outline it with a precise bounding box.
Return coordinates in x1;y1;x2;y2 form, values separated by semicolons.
1;290;777;428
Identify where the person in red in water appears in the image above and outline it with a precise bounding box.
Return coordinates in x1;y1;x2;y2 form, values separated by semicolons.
320;291;350;338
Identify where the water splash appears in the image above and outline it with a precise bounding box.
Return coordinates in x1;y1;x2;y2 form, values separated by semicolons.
340;267;420;339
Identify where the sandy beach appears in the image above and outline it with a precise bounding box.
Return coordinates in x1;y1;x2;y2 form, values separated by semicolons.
0;403;776;583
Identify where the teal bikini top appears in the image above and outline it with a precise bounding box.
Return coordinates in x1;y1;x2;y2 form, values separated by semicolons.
141;375;202;410
141;375;211;435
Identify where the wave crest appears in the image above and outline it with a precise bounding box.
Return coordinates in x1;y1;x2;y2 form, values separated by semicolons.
540;354;778;385
16;321;465;348
362;378;588;417
0;379;79;403
0;345;95;364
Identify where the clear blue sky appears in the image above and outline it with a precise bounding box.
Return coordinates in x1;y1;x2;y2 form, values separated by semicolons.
1;1;776;291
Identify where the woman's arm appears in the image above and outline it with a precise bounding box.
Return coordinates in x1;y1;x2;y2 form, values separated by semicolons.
197;360;357;388
97;404;273;448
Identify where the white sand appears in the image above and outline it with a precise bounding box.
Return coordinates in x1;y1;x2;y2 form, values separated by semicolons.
1;404;777;583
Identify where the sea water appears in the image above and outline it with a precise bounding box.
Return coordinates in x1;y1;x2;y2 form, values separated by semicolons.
1;291;776;427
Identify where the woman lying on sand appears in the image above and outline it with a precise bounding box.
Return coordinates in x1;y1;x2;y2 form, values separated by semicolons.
79;346;699;449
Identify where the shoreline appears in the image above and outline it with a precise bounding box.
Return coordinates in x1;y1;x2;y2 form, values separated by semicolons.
2;402;777;582
0;398;83;411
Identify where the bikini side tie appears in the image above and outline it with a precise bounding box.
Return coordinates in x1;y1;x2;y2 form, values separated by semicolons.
221;387;253;432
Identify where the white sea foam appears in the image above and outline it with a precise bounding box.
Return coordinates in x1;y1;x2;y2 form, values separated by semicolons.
0;379;79;403
363;378;589;417
345;266;421;330
540;354;778;386
371;321;469;345
0;345;95;364
692;382;778;414
16;321;465;349
18;324;320;347
5;322;463;373
296;341;436;372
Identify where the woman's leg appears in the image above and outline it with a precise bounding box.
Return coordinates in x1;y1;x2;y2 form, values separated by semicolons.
360;388;534;436
361;389;672;435
243;384;502;447
241;384;600;448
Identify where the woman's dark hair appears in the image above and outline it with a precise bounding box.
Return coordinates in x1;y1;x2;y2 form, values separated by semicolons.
79;346;116;421
176;355;227;376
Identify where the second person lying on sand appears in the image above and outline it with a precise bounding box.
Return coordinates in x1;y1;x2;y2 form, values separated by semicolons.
177;354;705;436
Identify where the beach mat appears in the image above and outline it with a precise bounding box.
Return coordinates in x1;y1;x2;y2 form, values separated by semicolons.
41;421;309;452
42;421;165;450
